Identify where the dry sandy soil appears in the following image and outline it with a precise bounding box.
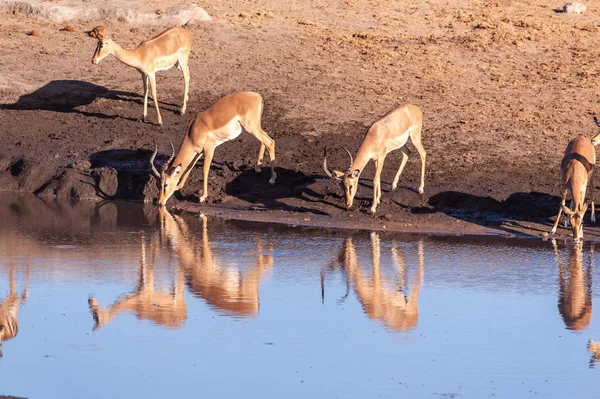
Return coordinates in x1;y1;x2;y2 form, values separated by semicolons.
1;0;600;240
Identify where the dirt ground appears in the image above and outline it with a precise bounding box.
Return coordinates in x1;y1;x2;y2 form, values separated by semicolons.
1;0;600;240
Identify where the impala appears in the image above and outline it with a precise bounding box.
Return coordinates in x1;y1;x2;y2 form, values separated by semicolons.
323;104;426;214
150;91;276;206
89;25;192;125
549;135;596;242
88;233;187;329
322;233;424;332
592;115;600;145
0;264;29;357
552;239;592;331
159;208;273;316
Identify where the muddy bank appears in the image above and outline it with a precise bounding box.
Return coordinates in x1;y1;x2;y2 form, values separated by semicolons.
2;0;600;241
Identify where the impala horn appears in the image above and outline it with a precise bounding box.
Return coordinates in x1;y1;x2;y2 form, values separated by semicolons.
165;139;175;172
323;147;342;181
149;140;161;178
341;146;353;167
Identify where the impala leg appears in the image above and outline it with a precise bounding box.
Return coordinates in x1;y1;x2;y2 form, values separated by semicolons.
591;170;596;223
142;73;149;122
392;146;410;191
551;189;568;234
199;146;215;203
410;124;427;194
371;157;385;214
180;54;190;115
246;124;276;185
255;143;266;173
148;74;163;126
177;151;203;191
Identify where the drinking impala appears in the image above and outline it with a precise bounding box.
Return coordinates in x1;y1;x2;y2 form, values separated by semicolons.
323;104;426;214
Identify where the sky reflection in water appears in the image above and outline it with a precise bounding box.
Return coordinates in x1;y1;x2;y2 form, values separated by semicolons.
0;195;598;398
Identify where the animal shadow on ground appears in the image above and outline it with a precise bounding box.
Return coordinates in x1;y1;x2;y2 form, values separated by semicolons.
0;80;177;121
87;149;162;201
417;191;584;237
224;168;330;215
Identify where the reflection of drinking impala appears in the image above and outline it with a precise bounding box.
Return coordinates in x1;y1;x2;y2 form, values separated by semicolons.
553;240;593;331
88;233;187;329
0;263;29;357
324;233;424;332
159;208;273;317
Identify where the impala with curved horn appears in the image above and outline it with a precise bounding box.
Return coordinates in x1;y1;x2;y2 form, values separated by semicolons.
89;25;192;125
549;135;596;242
149;92;276;206
323;104;426;214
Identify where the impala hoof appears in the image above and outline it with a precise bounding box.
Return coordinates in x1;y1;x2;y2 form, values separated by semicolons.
255;167;262;173
269;178;276;185
550;227;557;235
199;196;206;203
418;187;424;194
370;207;377;215
592;216;597;224
391;184;397;191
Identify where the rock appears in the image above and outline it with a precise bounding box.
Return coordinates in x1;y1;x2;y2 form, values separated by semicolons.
68;160;91;170
563;2;587;14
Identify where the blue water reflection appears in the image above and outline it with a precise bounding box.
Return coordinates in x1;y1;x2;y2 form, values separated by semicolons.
0;195;597;398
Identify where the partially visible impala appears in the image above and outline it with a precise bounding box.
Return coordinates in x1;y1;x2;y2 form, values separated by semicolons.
150;91;276;206
88;233;187;329
549;135;596;242
0;263;29;358
323;104;426;214
322;233;424;332
89;25;192;125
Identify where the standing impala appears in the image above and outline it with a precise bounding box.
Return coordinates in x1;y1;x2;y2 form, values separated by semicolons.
323;104;426;214
150;91;276;206
549;135;596;242
90;25;192;125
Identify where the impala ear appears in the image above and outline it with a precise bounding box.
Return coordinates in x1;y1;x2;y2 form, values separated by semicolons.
350;170;360;178
582;202;589;214
333;170;345;178
88;26;107;40
170;165;182;176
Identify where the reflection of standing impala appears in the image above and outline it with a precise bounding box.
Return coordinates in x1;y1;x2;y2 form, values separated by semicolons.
323;104;426;214
0;263;29;358
151;92;277;206
324;233;424;332
159;208;273;317
552;240;593;331
89;25;192;125
88;234;187;329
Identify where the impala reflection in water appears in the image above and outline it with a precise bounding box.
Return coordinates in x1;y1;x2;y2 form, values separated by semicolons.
160;208;273;317
553;240;594;331
88;232;187;330
0;262;29;358
0;195;599;398
322;232;423;332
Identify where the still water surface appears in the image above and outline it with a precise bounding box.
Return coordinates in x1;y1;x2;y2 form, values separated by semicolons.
0;195;598;398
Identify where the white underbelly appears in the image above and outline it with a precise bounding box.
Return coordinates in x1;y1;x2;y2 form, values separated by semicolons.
386;135;409;154
215;118;243;146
